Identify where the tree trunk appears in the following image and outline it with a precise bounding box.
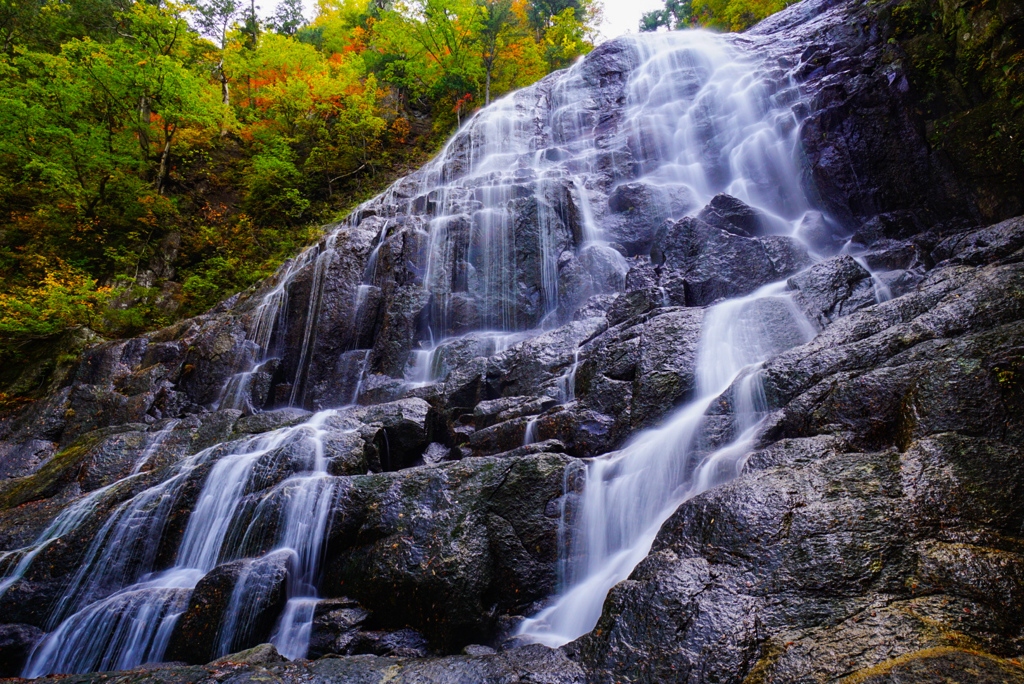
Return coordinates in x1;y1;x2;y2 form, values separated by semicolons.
138;95;152;160
157;125;175;194
219;59;230;137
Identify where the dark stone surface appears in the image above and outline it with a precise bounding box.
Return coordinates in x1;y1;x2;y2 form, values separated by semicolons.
571;255;1024;683
697;194;771;237
166;550;292;664
0;624;44;677
652;217;810;306
0;643;585;684
321;453;572;651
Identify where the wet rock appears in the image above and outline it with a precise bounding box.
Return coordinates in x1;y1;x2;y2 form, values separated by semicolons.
0;431;110;509
797;46;974;229
470;396;556;430
653;218;810;306
0;623;44;677
575;254;1024;683
420;442;452;465
605;288;667;326
74;427;151;492
857;238;928;272
606;182;694;255
932;215;1024;266
489;439;567;460
697;194;770;237
354;398;432;471
166;550;293;664
0;440;57;480
530;406;617;457
354;373;406;406
2;0;1024;679
306;642;586;683
189;410;243;452
794;210;846;253
307;598;370;658
321;453;572;650
483;318;607;400
630;308;704;431
786;254;874;327
851;211;929;246
348;628;430;658
235;409;313;435
209;643;285;667
467;415;536;456
840;648;1024;684
463;644;496;656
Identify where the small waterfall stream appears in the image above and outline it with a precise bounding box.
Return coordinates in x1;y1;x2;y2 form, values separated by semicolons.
518;284;816;645
19;412;342;676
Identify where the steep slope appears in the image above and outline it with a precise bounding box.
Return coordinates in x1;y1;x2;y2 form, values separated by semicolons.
1;0;1023;681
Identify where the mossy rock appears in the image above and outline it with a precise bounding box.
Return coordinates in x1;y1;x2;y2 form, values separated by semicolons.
0;431;105;510
838;646;1024;683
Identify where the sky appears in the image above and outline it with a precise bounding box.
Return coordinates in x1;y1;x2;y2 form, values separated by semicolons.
598;0;667;41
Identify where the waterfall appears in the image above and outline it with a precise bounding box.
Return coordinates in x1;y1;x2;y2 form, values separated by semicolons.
516;31;821;646
10;25;834;676
22;412;341;676
518;284;815;646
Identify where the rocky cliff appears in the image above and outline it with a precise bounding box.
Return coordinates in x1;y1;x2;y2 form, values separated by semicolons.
1;0;1023;682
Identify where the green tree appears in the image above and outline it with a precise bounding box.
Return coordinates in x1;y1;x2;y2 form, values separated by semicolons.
269;0;307;35
643;0;795;32
640;0;690;31
476;0;516;104
193;0;240;132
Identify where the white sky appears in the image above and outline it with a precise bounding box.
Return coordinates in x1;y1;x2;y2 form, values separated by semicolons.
598;0;667;41
287;0;668;45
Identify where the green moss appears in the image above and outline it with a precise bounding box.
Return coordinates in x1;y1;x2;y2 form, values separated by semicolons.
742;638;787;684
837;646;1023;683
884;0;1024;219
0;432;104;510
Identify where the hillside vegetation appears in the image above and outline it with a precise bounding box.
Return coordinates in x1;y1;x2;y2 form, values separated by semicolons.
0;0;600;379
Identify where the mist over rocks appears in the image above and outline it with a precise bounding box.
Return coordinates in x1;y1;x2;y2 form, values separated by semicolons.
2;0;1024;681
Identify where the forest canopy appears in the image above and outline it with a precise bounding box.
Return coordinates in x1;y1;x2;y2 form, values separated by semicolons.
639;0;796;32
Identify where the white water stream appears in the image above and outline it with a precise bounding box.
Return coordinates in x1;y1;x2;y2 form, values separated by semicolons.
518;284;815;645
514;29;823;648
20;411;341;676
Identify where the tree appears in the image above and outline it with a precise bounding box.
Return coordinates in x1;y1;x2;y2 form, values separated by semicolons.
526;0;579;37
269;0;307;35
542;1;594;69
193;0;240;132
639;0;690;31
476;0;515;104
373;0;484;117
642;0;796;32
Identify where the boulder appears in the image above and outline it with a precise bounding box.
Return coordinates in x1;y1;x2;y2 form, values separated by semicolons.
321;453;572;650
696;193;770;237
307;597;370;658
166;550;293;664
0;623;44;677
786;254;874;327
652;217;809;306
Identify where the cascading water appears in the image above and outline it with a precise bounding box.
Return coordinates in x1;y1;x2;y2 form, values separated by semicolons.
21;411;341;676
516;32;825;645
6;24;846;677
518;284;816;645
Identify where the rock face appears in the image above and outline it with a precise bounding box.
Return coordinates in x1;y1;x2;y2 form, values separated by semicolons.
2;0;1024;681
